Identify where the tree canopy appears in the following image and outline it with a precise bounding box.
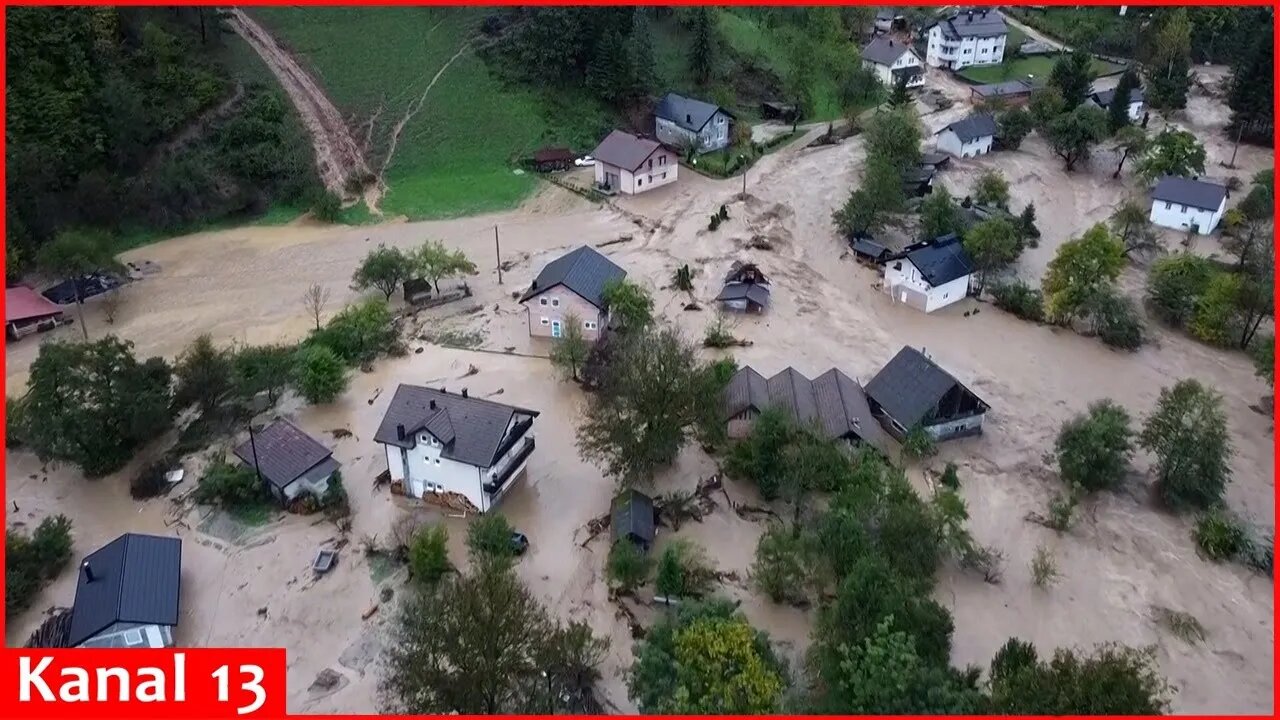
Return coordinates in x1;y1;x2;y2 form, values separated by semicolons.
1042;224;1125;324
1136;128;1207;181
1139;379;1232;511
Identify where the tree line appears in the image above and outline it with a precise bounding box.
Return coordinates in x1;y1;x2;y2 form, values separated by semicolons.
6;7;317;279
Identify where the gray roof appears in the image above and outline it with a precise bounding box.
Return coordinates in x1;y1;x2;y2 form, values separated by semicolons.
903;234;973;286
591;130;663;172
866;347;987;429
611;489;656;545
939;113;997;143
933;8;1007;40
69;533;182;647
716;282;771;307
1151;176;1228;211
233;419;335;493
851;236;891;259
654;92;731;133
972;79;1035;98
519;245;627;309
723;366;897;454
1091;86;1144;108
862;36;914;66
374;385;539;468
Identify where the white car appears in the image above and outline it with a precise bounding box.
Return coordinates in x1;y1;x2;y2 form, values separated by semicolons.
574;155;595;167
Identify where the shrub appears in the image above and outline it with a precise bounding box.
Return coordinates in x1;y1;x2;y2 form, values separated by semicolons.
654;539;717;602
311;191;342;223
293;345;348;405
902;424;936;460
320;471;348;514
703;312;735;348
408;525;451;586
1054;400;1133;492
939;462;961;490
990;281;1045;322
5;515;74;616
752;524;807;604
1088;288;1145;350
1193;508;1247;561
466;513;515;564
1030;544;1060;588
1146;254;1215;327
6;395;29;448
606;540;651;594
308;299;397;365
193;458;268;508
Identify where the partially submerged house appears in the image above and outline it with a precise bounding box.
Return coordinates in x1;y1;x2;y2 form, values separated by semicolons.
591;130;677;195
865;346;989;441
5;285;65;340
861;36;925;89
611;489;657;552
970;78;1036;106
883;233;974;313
1086;86;1145;122
1148;176;1228;233
375;385;539;514
654;92;734;154
926;8;1008;70
69;533;181;649
902;165;936;197
519;245;626;341
233;419;341;505
935;114;997;158
717;261;771;313
722;365;897;456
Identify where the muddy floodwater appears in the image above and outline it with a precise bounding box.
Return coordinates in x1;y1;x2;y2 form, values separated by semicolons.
6;65;1273;713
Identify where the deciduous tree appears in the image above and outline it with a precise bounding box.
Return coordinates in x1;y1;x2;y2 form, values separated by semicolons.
1054;400;1134;492
1042;224;1125;324
173;334;234;416
35;228;124;340
415;240;478;294
1139;379;1232;511
1146;9;1192;113
549;312;590;381
989;640;1171;714
601;278;653;331
353;244;414;301
919;185;962;240
973;169;1011;209
292;344;347;404
1145;253;1215;326
1111;125;1147;178
233;344;295;405
1045;104;1108;171
1048;51;1092;109
964;217;1021;291
996;107;1033;150
1136;127;1206;181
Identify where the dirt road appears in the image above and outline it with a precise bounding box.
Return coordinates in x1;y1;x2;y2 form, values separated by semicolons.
227;9;373;200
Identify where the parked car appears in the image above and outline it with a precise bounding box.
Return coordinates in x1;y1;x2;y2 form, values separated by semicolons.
510;532;530;556
574;155;595;167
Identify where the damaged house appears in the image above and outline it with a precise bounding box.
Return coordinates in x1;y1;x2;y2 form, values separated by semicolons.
722;365;897;456
375;385;539;514
716;261;771;313
865;346;989;441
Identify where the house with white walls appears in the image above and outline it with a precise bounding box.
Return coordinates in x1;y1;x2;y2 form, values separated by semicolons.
1086;86;1146;122
653;92;734;153
519;245;626;341
861;36;925;89
375;385;539;514
926;8;1008;70
882;234;974;313
592;130;678;195
935;114;996;158
70;533;182;649
1148;176;1228;233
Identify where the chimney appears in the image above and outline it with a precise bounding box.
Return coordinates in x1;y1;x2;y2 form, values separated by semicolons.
396;424;405;441
82;561;95;583
686;113;692;124
981;9;988;18
461;388;468;398
967;10;973;21
429;400;437;410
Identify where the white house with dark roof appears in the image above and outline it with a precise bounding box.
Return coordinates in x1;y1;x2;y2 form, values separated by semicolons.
653;92;734;153
70;533;182;648
591;130;677;195
233;419;340;504
926;8;1008;69
1087;85;1145;122
935;113;997;158
1149;176;1228;233
861;36;925;89
519;246;626;341
883;234;974;313
866;346;989;441
375;385;539;514
721;365;898;456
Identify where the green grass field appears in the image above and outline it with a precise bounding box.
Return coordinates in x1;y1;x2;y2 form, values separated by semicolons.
957;55;1125;85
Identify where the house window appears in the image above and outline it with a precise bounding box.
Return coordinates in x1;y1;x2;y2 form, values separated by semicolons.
1181;205;1188;213
648;159;653;170
539;297;548;306
540;317;549;326
658;155;666;166
124;629;143;646
1165;202;1172;210
661;172;667;180
551;297;560;307
637;178;643;186
435;458;441;466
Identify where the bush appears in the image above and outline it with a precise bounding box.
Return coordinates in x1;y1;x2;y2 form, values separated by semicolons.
1088;288;1145;350
1030;544;1060;588
751;524;807;604
5;515;74;616
606;540;651;594
6;395;29;448
1146;254;1215;327
989;281;1045;322
703;312;735;348
320;471;348;514
902;424;936;460
308;299;397;365
654;539;716;601
193;458;269;508
1193;508;1247;561
1054;400;1133;492
466;513;515;564
293;345;348;405
408;524;451;586
311;191;342;223
939;462;960;490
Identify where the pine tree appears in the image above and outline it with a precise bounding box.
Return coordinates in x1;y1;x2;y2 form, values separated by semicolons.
1108;70;1138;133
1146;9;1192;113
688;8;715;86
1226;20;1273;150
588;28;630;105
626;8;656;99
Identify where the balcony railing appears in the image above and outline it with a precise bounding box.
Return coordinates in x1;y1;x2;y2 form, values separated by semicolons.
483;436;535;496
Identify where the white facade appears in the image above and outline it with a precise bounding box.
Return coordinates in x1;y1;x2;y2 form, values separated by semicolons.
883;259;971;313
1149;196;1226;234
383;416;535;514
863;49;925;88
78;622;173;649
655;112;731;154
935;128;993;158
926;25;1006;69
594;153;677;195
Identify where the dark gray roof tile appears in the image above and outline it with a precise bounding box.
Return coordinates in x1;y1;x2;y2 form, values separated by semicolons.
654;92;731;133
374;385;539;468
1151;176;1227;212
233;420;335;493
519;245;627;309
865;347;986;428
904;234;974;287
939;113;997;143
862;36;913;66
69;533;182;647
933;8;1007;39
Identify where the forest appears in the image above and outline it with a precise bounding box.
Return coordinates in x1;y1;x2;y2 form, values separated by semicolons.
5;6;317;278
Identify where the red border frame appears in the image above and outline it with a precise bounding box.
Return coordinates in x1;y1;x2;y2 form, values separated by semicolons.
0;1;1275;718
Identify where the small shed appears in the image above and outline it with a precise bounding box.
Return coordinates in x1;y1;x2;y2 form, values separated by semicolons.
531;147;575;173
850;235;892;265
902;166;936;197
760;102;799;123
920;152;951;170
233;419;341;505
611;489;656;552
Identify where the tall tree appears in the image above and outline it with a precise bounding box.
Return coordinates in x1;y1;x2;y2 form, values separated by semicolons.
625;9;656;98
996;107;1034;150
1139;379;1232;511
973;169;1011;209
22;336;173;476
1135;128;1206;181
35;229;123;340
1054;400;1134;493
1048;52;1093;109
173;334;234;416
1225;20;1273;154
587;28;630;105
964;218;1021;292
1145;9;1192;113
549;312;590;381
687;7;715;86
919;186;962;240
415;240;477;294
1110;200;1158;257
1029;86;1066;129
353;244;414;301
1045;105;1108;171
1042;224;1125;324
1108;69;1139;132
600;278;653;331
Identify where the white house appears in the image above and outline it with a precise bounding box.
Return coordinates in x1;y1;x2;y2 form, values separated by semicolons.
591;129;677;196
70;533;182;649
883;234;974;313
376;385;538;514
926;8;1008;70
653;92;734;154
934;114;996;158
861;36;925;89
1087;86;1145;122
874;7;905;33
1149;176;1228;234
518;245;626;341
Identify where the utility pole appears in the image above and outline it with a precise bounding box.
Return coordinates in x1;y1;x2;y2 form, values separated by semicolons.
494;225;503;285
1228;121;1244;168
248;423;265;490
